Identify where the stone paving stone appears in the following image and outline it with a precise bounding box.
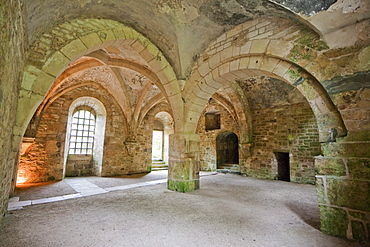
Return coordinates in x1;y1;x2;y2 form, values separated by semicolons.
7;172;216;211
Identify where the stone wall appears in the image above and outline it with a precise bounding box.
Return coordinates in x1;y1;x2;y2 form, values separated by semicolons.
315;71;370;244
0;0;26;217
196;100;240;171
18;84;151;182
244;102;320;184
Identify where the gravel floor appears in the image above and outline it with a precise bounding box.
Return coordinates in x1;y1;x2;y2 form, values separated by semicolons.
0;172;364;247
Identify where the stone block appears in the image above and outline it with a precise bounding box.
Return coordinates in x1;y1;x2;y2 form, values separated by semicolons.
111;28;127;40
322;142;370;158
42;51;70;77
260;57;280;73
315;176;327;204
79;32;103;54
60;38;87;61
98;29;116;46
248;56;263;70
315;157;346;176
347;158;370;180
273;60;292;78
239;41;252;55
198;62;211;77
319;205;348;238
131;40;146;54
250;39;269;54
349;210;368;221
351;220;368;244
23;65;55;95
326;178;370;211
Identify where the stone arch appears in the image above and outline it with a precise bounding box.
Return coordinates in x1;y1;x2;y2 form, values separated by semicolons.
14;18;182;152
153;111;175;165
64;96;107;177
44;81;130;136
185;55;346;142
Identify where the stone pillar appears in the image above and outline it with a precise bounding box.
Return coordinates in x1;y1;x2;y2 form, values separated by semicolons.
315;140;370;244
168;133;200;192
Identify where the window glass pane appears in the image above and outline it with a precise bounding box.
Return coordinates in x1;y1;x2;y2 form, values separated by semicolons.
69;110;96;155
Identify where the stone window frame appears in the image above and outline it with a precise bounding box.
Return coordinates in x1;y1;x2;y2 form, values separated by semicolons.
63;97;107;177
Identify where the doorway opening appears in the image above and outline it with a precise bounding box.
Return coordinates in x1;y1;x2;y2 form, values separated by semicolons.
152;130;163;161
151;113;174;171
275;152;290;182
216;132;239;169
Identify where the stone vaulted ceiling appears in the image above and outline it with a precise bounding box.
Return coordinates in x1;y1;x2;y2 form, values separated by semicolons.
26;0;370;79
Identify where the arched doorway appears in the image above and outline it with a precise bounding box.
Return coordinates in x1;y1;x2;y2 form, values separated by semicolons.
152;120;164;161
151;112;174;171
216;132;239;170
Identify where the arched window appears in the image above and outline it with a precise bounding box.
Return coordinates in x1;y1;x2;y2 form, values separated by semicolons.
64;97;106;177
69;109;96;155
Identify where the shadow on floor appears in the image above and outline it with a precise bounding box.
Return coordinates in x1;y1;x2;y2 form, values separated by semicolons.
286;201;321;230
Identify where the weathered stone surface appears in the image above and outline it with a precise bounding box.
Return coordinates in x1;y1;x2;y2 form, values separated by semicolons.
1;0;369;244
315;177;327;204
315;157;346;176
246;102;320;184
326;178;370;212
18;84;152;182
319;205;348;238
322;142;370;158
0;0;26;218
347;158;370;180
322;71;370;95
168;133;200;192
351;220;368;244
271;0;337;16
167;179;199;193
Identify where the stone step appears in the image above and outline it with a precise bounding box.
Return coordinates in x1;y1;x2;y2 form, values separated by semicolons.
151;161;168;171
216;169;240;175
217;164;240;174
151;167;168;171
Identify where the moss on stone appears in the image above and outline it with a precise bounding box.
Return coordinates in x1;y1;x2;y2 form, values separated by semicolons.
295;26;329;51
167;179;198;192
315;177;327;204
326;178;370;211
289;44;317;63
349;210;368;221
321;142;370;158
323;45;363;58
351;220;368;243
316;158;346;176
347;158;370;180
333;54;355;68
287;68;301;81
319;205;348;238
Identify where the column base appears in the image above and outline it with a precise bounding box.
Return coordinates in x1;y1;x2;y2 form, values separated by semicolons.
167;179;199;192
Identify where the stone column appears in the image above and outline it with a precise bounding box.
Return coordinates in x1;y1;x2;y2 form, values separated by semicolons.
315;139;370;244
168;133;200;192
